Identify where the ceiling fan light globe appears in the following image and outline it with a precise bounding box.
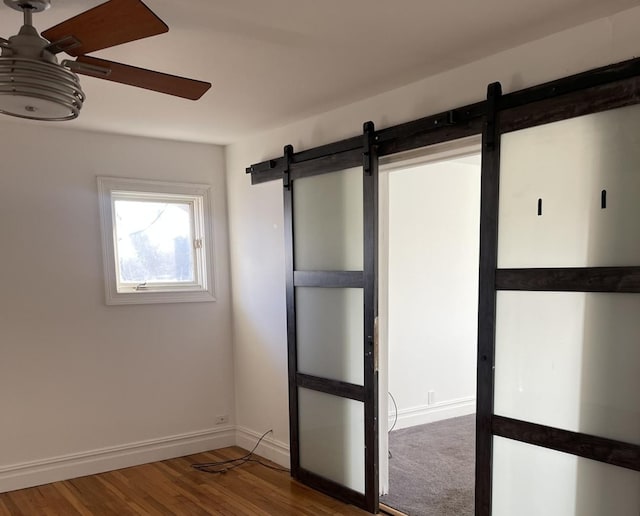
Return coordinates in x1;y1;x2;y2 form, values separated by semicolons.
0;92;77;120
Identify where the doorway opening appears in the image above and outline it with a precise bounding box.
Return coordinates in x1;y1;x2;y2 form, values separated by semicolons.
378;138;481;515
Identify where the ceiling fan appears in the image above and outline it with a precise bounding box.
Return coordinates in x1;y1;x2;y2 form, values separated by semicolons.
0;0;212;121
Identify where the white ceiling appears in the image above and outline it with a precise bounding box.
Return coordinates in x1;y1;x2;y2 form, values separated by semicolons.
1;0;639;144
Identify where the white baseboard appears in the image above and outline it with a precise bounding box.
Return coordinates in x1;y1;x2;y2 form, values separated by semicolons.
389;397;476;430
1;407;473;495
0;426;235;494
235;426;290;469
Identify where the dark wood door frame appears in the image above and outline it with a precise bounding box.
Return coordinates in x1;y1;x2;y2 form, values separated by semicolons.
282;123;380;513
248;56;640;515
476;71;640;515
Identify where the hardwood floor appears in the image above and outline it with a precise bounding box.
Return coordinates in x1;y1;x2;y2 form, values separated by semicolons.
0;447;367;515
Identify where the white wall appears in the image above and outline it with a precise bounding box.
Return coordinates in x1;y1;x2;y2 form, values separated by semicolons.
0;123;234;492
225;4;640;469
386;158;480;430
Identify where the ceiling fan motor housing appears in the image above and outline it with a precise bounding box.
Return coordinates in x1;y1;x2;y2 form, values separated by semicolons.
2;22;56;62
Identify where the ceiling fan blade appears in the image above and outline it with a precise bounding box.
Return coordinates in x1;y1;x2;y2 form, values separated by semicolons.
42;0;168;56
75;56;212;100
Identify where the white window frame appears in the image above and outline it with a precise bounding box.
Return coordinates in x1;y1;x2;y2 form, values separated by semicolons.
97;176;216;305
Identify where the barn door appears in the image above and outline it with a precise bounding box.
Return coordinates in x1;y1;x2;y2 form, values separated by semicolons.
283;123;379;513
477;69;640;515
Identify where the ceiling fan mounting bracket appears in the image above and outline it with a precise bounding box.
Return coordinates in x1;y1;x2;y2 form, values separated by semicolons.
3;0;50;13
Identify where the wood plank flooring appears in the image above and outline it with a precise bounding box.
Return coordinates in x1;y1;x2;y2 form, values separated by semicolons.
0;447;367;515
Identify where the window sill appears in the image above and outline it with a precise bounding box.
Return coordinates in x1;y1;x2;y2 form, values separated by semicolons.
106;288;216;306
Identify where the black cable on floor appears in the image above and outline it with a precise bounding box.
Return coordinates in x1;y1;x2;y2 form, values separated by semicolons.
388;392;398;433
191;429;290;474
388;392;398;459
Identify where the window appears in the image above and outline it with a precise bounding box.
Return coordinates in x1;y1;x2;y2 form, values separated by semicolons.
97;177;215;305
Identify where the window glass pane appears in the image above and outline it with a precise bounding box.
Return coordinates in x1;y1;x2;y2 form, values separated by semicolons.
114;200;194;284
498;103;640;267
495;291;640;445
296;287;364;386
298;387;365;493
493;437;640;516
293;168;363;271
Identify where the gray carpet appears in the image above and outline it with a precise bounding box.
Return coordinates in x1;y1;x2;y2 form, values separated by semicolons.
381;414;475;516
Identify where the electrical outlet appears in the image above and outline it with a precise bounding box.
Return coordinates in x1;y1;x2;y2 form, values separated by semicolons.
428;391;435;405
215;414;229;425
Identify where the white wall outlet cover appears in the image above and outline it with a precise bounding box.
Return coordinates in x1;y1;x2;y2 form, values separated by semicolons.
215;415;229;425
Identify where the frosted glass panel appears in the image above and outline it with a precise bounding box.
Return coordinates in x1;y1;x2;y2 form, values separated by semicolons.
299;388;365;493
294;168;363;270
297;287;364;385
495;291;640;445
493;437;640;516
499;103;640;267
